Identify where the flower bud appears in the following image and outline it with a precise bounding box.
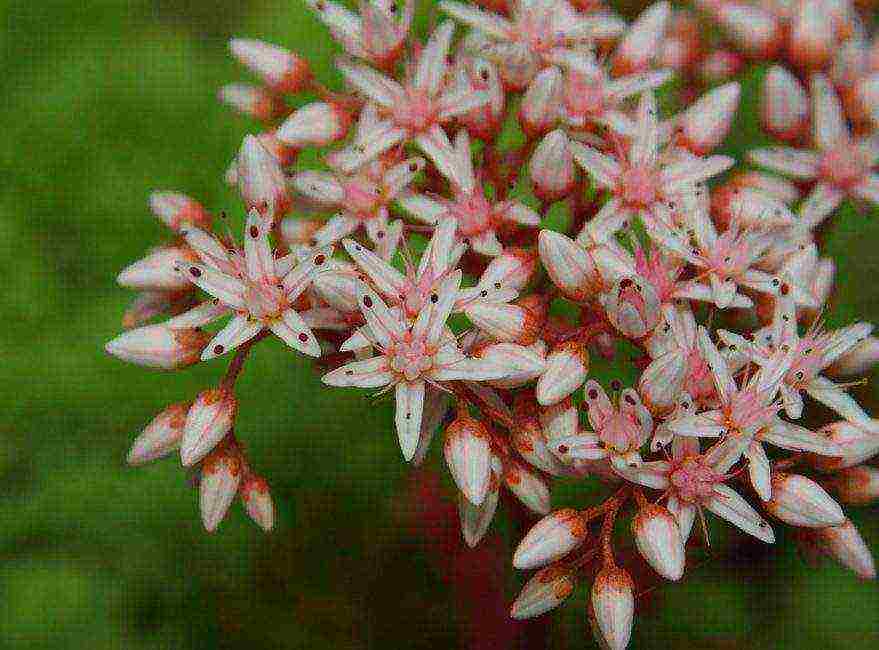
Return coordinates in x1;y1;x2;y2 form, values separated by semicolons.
631;504;685;580
199;447;242;533
827;336;879;377
677;82;740;156
698;49;743;84
529;130;575;203
848;74;879;129
510;565;575;619
149;192;211;230
602;277;661;339
516;295;549;346
238;134;291;219
726;170;800;204
814;519;876;579
277;101;352;148
536;341;589;406
611;1;671;76
116;246;196;291
766;473;845;528
218;83;285;121
709;3;781;60
127;402;190;466
788;1;835;72
590;566;635;650
827;466;879;505
519;67;561;138
229;38;311;94
460;459;501;547
504;458;551;515
180;387;237;466
761;65;808;143
241;475;274;531
444;413;492;506
538;230;602;302
812;420;879;471
513;508;588;570
105;324;210;369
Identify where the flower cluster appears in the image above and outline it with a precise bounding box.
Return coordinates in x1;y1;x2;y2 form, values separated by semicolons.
106;1;878;647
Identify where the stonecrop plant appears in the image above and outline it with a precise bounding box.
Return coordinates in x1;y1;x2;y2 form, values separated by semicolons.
106;0;879;647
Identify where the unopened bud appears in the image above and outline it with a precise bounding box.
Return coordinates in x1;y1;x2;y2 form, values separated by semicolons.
238;134;291;218
814;518;876;579
513;508;588;569
149;192;211;230
105;324;210;369
536;341;589;406
127;402;190;465
766;473;846;528
218;83;285;121
538;230;602;302
510;565;575;619
519;67;561;138
277;101;352;148
698;49;743;83
199;447;242;533
529;130;575;203
827;466;879;505
241;475;274;531
229;38;311;94
813;420;879;471
827;336;879;377
677;82;740;155
761;65;808;142
602;277;661;339
611;1;671;75
180;387;237;466
632;503;685;580
590;566;635;650
117;246;196;291
444;413;492;506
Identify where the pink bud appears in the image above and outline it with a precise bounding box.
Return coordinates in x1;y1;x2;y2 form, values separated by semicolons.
127;402;190;466
276;101;352;148
536;341;589;406
459;462;501;547
513;508;588;569
254;130;298;167
698;49;743;84
631;504;685;580
814;519;876;579
761;66;808;143
519;67;561;138
847;74;879;130
677;82;740;155
116;246;196;291
180;387;238;466
812;420;879;471
510;565;575;619
149;192;211;230
827;466;879;505
444;413;492;506
788;1;835;72
827;336;879;377
241;475;274;531
199;447;242;533
710;2;781;60
611;1;671;75
602;277;661;339
590;566;635;650
538;230;602;302
766;473;845;528
218;83;285;121
529;130;575;203
237;134;291;219
229;38;311;94
105;325;210;369
504;458;551;515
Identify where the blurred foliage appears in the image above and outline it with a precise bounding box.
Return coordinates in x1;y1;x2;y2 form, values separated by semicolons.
1;0;877;648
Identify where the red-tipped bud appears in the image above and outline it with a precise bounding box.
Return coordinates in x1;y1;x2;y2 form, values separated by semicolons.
812;420;879;471
241;475;274;531
510;565;576;619
766;473;846;528
149;192;211;230
199;446;242;533
787;2;835;72
444;413;492;507
711;2;781;60
538;230;602;302
761;66;809;142
611;1;671;75
516;295;549;346
513;509;588;570
229;38;311;94
519;67;561;138
529;130;575;203
105;325;210;369
180;387;238;467
237;134;291;219
116;246;197;292
698;49;743;84
632;503;685;580
127;402;191;466
827;336;879;377
504;458;551;514
827;466;879;505
218;83;285;121
276;101;352;148
536;341;589;406
659;10;701;72
590;566;635;650
814;518;876;579
601;277;661;339
677;82;740;155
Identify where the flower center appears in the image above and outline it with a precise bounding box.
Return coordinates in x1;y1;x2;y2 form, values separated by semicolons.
244;280;288;322
598;411;641;453
670;457;719;503
450;191;493;237
391;87;437;133
388;334;433;381
619;166;659;209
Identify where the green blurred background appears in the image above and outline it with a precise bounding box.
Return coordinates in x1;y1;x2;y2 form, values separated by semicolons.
2;0;878;647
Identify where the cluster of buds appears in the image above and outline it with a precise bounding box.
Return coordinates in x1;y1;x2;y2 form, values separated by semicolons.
106;1;877;647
